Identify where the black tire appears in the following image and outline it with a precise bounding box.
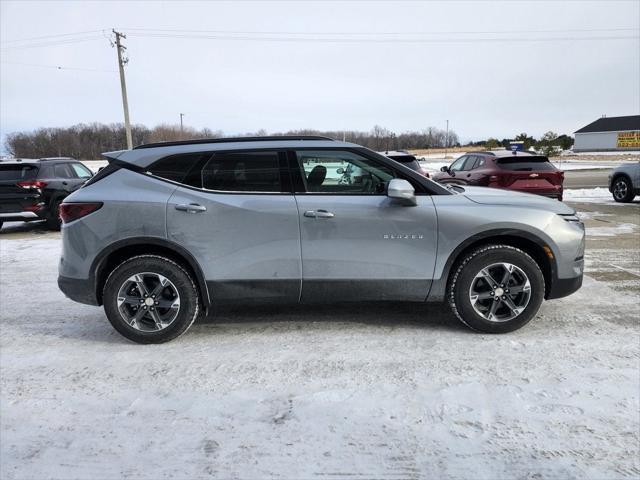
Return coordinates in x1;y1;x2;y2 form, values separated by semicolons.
448;244;545;333
103;255;202;344
45;199;62;230
611;176;635;203
0;220;3;231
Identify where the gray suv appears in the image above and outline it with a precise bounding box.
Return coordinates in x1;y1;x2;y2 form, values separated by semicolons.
58;136;585;343
609;162;640;203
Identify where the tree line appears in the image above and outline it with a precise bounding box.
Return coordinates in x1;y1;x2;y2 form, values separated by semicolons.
4;123;460;160
468;132;574;156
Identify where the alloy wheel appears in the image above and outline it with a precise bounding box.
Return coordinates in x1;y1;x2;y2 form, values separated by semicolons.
613;180;628;200
116;272;181;332
469;262;532;322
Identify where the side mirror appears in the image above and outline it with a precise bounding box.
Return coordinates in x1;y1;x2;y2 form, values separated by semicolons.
387;179;417;206
440;166;449;172
336;167;344;174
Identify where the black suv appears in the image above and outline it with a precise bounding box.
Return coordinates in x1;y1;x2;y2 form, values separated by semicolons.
0;157;93;230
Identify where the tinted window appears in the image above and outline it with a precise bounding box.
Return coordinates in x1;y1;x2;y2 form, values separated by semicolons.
387;154;418;163
467;156;486;170
202;151;281;192
497;156;556;171
296;150;395;194
0;164;38;181
148;153;205;184
70;163;93;178
54;164;73;178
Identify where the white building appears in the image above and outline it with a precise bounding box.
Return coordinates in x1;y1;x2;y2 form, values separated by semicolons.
573;115;640;152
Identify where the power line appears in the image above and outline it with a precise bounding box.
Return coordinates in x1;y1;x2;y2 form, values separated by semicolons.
122;26;639;36
125;32;639;43
1;29;107;44
0;35;107;51
0;60;116;73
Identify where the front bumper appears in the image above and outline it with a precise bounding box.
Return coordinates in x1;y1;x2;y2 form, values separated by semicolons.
58;275;99;306
547;273;583;299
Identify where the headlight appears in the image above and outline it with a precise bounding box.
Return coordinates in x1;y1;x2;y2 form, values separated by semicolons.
560;214;585;230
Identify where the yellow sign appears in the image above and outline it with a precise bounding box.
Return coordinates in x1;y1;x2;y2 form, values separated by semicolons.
617;131;640;148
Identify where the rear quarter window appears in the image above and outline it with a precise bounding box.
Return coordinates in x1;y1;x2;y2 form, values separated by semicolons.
0;164;39;181
148;153;209;187
497;156;556;171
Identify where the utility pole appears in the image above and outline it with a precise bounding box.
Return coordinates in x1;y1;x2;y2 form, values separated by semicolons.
444;119;449;159
180;113;185;137
112;30;132;150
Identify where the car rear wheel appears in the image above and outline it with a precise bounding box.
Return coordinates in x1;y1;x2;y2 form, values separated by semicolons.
612;176;635;203
103;255;201;344
448;245;545;333
45;199;62;230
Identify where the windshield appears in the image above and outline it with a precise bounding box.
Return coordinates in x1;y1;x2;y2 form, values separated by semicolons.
0;164;39;181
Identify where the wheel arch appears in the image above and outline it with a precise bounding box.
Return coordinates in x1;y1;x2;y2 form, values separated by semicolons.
429;229;558;301
92;237;211;307
610;172;632;189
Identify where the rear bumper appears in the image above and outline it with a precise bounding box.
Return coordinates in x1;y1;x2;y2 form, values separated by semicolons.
511;188;563;200
0;211;42;221
58;275;99;306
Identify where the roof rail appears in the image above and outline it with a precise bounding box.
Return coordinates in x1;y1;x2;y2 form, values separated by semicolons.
133;135;336;150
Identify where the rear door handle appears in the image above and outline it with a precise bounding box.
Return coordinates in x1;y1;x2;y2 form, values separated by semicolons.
175;203;207;213
304;209;334;218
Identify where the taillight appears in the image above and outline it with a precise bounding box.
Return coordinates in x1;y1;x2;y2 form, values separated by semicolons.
17;180;47;189
59;202;102;224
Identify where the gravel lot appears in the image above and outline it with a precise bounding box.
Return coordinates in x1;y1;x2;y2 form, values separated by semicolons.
1;198;639;479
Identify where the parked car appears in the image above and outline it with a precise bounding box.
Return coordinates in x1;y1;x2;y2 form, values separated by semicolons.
608;162;640;203
431;151;564;200
378;150;429;177
0;157;93;231
57;136;584;344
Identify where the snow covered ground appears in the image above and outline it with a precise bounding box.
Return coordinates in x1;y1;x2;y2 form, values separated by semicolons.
1;205;639;479
564;187;640;206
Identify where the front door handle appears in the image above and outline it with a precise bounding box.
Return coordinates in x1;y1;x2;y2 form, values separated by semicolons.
175;203;207;213
304;209;334;218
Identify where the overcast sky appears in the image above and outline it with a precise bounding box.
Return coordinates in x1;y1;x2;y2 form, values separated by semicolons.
1;0;639;147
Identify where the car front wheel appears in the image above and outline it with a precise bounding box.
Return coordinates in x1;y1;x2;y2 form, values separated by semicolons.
612;176;635;203
448;245;545;333
103;255;201;344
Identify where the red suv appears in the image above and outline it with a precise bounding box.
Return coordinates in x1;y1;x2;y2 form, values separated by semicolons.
431;151;564;200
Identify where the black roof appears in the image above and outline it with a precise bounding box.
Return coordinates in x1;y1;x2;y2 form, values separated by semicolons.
575;115;640;134
133;135;335;150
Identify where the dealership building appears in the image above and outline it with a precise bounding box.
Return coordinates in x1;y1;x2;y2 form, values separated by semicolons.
573;115;640;152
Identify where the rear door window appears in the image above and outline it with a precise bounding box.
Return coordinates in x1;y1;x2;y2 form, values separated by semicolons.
497;156;556;171
53;164;74;178
202;151;283;192
470;156;486;169
0;164;38;181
